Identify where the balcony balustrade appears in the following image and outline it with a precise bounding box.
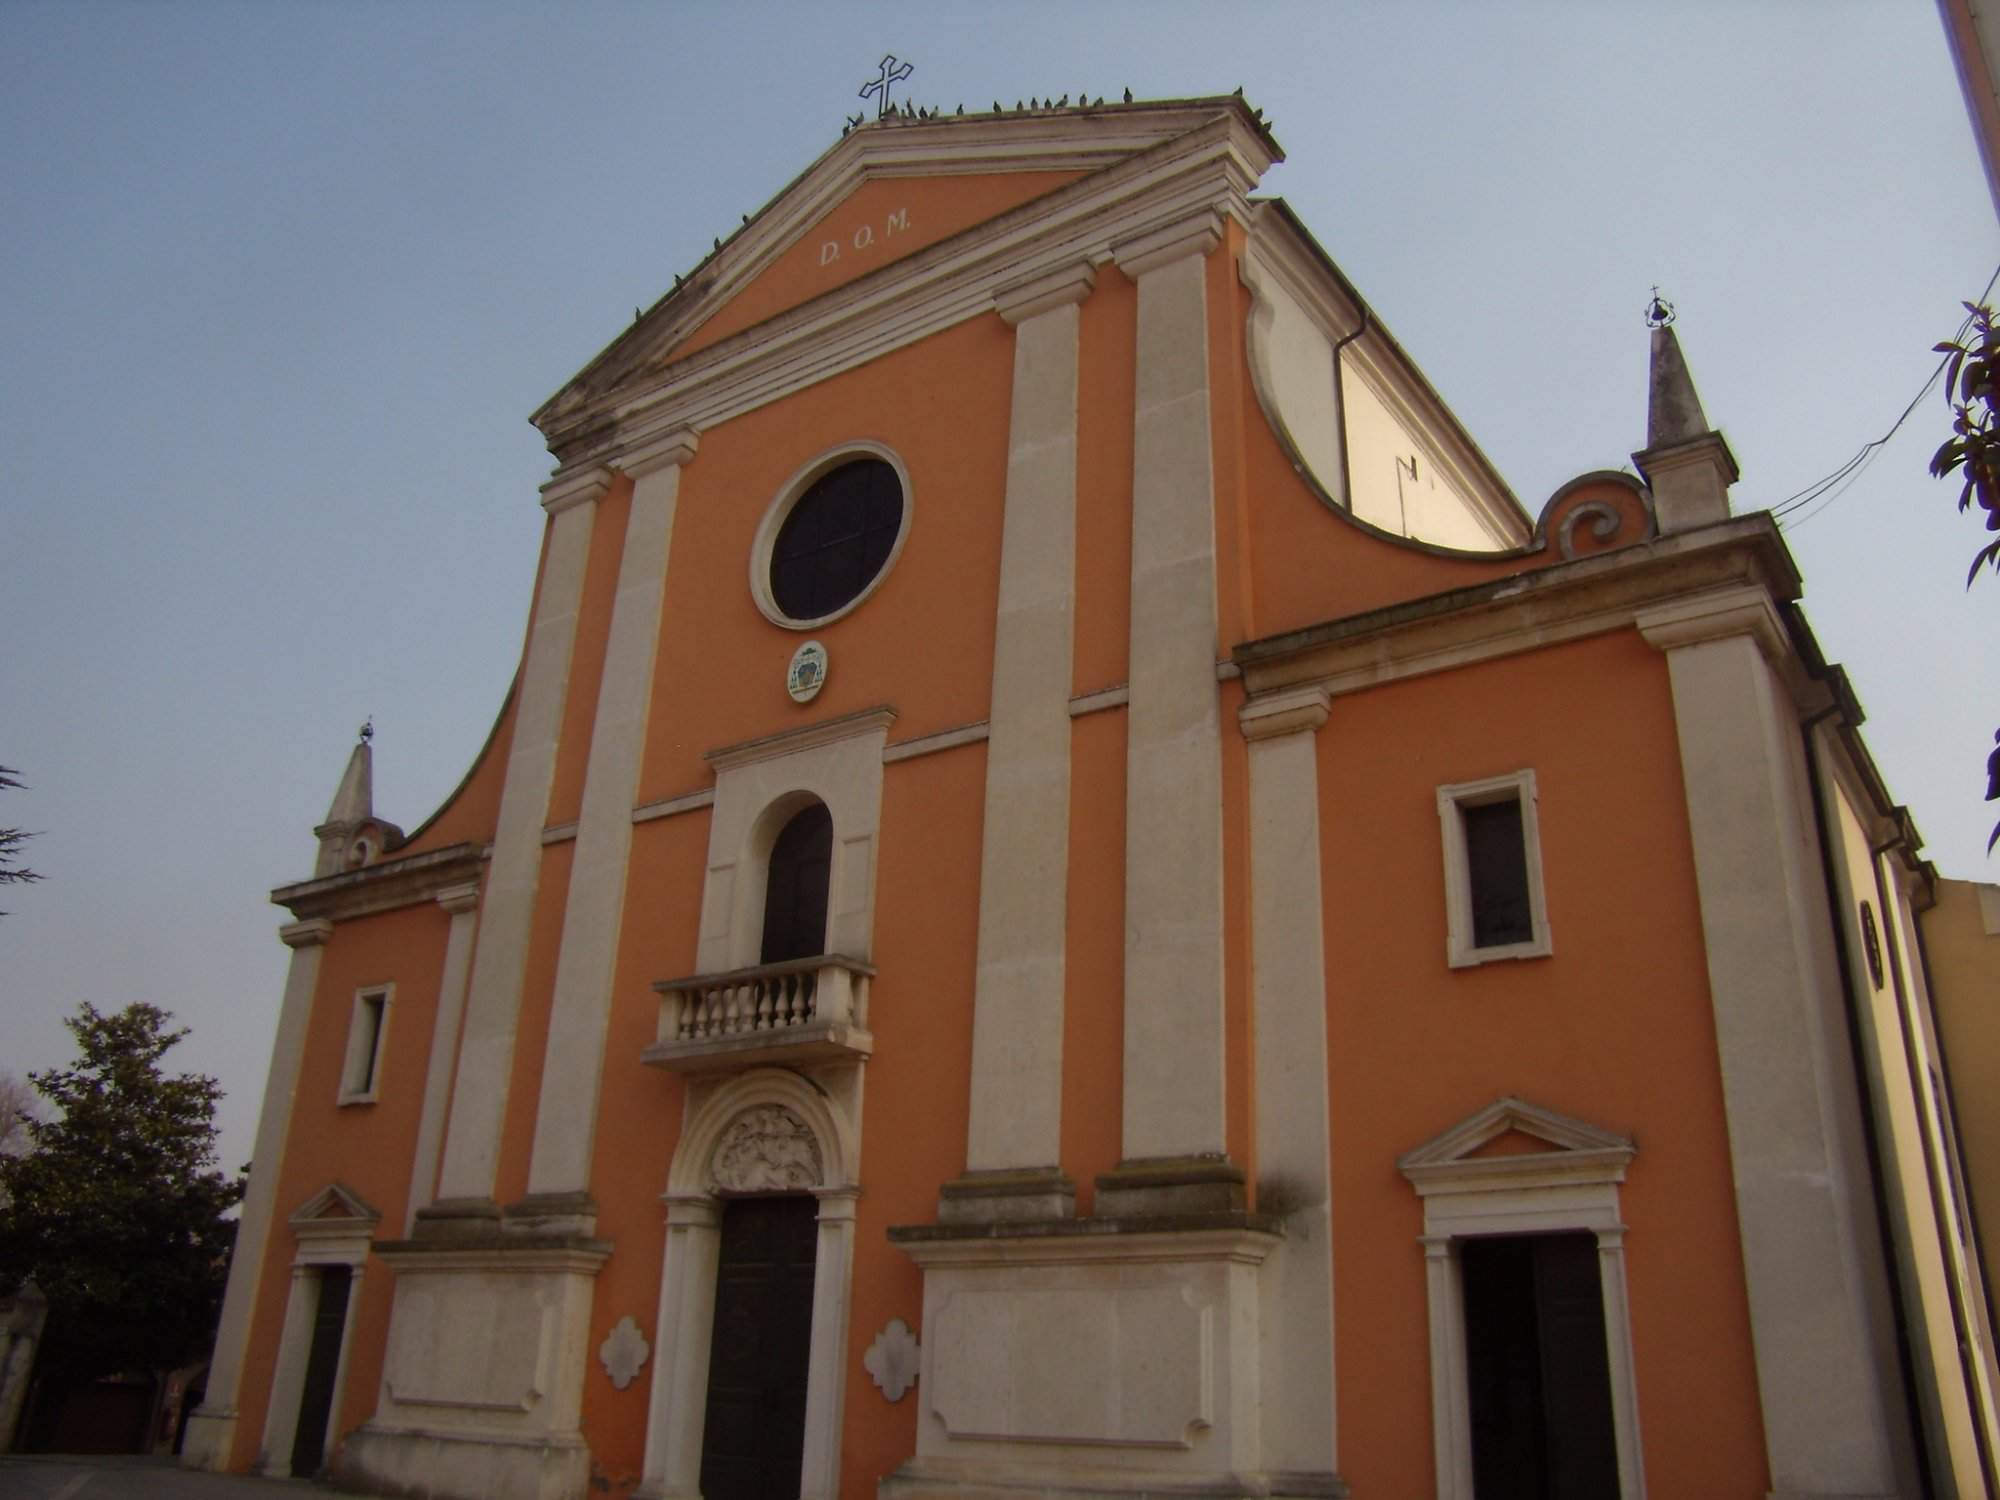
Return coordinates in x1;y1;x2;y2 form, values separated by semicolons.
642;953;875;1072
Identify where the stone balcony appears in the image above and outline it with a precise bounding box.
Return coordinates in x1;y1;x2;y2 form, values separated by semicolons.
642;954;875;1073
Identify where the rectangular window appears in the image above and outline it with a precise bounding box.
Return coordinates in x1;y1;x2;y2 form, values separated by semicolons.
338;986;391;1104
1438;771;1551;967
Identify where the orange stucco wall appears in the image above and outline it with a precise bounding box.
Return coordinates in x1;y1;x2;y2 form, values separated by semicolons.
639;311;1014;803
234;898;456;1468
1315;630;1767;1497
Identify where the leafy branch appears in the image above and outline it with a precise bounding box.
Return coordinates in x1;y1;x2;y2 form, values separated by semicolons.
1929;302;2000;851
0;765;40;915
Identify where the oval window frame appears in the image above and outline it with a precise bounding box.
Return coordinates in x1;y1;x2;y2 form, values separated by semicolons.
750;441;913;630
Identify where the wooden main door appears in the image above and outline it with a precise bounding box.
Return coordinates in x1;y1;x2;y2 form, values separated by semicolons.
699;1194;819;1500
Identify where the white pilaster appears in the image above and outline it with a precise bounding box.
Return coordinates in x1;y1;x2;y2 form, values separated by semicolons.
962;266;1091;1186
405;882;481;1232
431;466;608;1209
1420;1236;1473;1500
1115;214;1228;1165
1240;687;1339;1481
638;1194;722;1500
181;917;333;1473
524;430;698;1211
1638;591;1901;1499
800;1188;860;1500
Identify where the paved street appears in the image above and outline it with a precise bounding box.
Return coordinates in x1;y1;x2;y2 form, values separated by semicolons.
0;1456;325;1499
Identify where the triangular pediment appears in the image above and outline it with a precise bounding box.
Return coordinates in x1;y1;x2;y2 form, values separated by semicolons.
533;97;1275;447
1398;1097;1634;1193
289;1181;381;1229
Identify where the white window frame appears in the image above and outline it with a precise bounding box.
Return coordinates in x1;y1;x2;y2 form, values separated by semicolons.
337;985;393;1105
696;708;894;976
1436;769;1551;968
1399;1097;1646;1500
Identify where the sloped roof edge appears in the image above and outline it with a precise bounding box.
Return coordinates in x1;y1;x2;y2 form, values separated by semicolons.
531;94;1279;438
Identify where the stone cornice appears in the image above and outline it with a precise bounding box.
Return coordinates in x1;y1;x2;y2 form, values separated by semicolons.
539;465;612;516
436;880;481;916
615;425;700;479
279;918;335;950
1634;585;1788;659
1110;209;1224;278
371;1236;613;1275
1233;516;1800;703
993;261;1097;325
1238;685;1331;741
534;111;1274;464
704;706;899;771
272;842;489;924
887;1219;1281;1269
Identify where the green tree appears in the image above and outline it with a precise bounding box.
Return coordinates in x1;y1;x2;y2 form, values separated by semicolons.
0;1004;243;1382
0;765;41;915
1930;303;2000;850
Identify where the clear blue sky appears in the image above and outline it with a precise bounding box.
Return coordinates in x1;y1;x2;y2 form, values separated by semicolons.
2;1;1994;1173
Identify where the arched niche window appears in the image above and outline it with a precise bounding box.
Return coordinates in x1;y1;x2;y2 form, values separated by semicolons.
761;802;832;966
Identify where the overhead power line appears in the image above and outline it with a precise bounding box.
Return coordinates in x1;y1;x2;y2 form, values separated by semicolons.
1774;261;2000;531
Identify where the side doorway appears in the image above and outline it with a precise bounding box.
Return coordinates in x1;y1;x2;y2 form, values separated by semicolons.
1461;1232;1620;1499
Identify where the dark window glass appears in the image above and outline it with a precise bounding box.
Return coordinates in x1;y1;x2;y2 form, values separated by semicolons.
761;803;832;965
770;458;903;620
1464;798;1532;948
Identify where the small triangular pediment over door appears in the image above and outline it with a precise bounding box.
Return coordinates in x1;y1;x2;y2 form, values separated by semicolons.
1398;1096;1634;1197
288;1182;382;1231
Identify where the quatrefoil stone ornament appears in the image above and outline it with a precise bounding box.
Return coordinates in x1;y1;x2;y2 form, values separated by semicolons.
599;1315;650;1390
863;1316;920;1402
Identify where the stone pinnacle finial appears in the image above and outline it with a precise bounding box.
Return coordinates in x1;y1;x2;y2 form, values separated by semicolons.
1632;306;1739;534
1645;321;1712;450
323;734;374;830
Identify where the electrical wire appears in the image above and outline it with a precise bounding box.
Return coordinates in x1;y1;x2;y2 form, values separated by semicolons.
1776;260;2000;531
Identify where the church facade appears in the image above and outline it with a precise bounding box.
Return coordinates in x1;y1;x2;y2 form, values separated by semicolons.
184;95;2000;1499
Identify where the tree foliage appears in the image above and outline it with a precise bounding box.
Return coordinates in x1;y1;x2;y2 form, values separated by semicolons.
1930;303;2000;852
0;1004;243;1382
0;1073;34;1160
1932;302;2000;585
0;765;41;915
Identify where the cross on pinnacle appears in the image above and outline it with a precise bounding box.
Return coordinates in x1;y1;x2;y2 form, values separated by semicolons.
861;54;914;119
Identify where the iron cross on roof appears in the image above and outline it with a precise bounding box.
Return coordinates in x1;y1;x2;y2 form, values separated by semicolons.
861;54;914;119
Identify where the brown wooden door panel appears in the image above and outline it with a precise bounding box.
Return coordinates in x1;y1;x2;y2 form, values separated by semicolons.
700;1195;819;1500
